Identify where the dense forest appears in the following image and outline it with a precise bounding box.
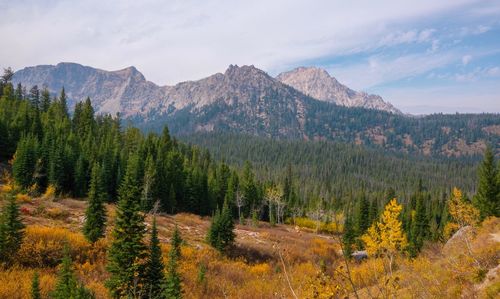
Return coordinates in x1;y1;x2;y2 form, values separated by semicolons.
1;67;499;298
136;90;500;157
181;132;479;198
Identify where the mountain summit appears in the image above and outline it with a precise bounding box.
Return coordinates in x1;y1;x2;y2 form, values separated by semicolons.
276;67;401;114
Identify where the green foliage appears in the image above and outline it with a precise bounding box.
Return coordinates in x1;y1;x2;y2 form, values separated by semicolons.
12;134;38;189
473;147;499;218
83;162;107;243
144;217;166;299
0;195;25;264
342;209;355;258
51;245;94;299
164;227;183;299
206;204;235;252
31;271;41;299
106;154;147;298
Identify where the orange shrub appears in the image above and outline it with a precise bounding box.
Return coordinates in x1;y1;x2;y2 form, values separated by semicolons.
15;193;31;203
17;225;96;267
42;184;56;200
45;207;70;220
0;267;56;298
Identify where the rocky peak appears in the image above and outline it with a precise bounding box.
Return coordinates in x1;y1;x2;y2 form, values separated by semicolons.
277;66;401;114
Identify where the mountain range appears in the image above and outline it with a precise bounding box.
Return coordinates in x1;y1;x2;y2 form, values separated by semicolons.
13;62;400;116
12;62;500;156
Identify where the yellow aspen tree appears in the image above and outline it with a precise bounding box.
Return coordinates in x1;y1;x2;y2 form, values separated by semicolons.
361;198;408;276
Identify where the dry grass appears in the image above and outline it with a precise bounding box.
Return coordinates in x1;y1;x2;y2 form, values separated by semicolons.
1;192;498;298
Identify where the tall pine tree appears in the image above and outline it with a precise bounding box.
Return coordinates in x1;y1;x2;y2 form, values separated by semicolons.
83;162;107;243
106;153;147;298
473;147;499;218
0;195;25;264
144;217;166;299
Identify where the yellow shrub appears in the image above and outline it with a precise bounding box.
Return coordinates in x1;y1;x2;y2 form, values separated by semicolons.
249;263;271;276
43;185;56;200
0;267;56;299
15;193;32;203
45;207;70;220
291;217;342;234
0;184;13;194
17;225;95;267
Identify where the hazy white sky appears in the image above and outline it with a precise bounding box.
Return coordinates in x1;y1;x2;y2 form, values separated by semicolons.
1;0;499;114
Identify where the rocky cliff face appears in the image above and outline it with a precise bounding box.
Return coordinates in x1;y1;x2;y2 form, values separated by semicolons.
13;63;400;118
276;67;401;114
13;62;164;116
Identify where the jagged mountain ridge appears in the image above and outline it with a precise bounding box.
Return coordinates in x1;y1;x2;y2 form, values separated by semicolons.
12;62;500;156
276;66;401;114
13;62;398;116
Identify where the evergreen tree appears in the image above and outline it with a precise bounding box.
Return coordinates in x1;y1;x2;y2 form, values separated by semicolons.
83;162;107;243
31;271;41;299
164;237;182;299
356;191;370;235
29;85;40;109
40;87;51;112
106;153;147;298
409;191;429;257
51;245;94;299
144;217;166;299
12;134;38;189
206;203;235;252
473;147;499;218
342;208;355;258
141;154;156;212
0;195;25;264
59;87;68;118
171;225;183;259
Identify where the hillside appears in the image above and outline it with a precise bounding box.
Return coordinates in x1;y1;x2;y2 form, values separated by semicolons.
180;132;479;198
0;193;498;298
11;63;500;157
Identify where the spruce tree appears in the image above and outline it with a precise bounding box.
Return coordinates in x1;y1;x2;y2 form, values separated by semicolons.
12;134;38;189
31;271;41;299
409;192;429;257
144;217;166;299
206;203;235;252
171;225;183;258
40;87;51;112
342;209;355;258
59;87;69;118
0;195;25;264
473;147;499;218
141;154;156;212
106;153;147;298
83;162;107;243
51;245;93;299
356;192;370;235
164;228;183;299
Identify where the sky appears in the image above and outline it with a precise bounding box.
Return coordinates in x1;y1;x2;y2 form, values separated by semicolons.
1;0;499;114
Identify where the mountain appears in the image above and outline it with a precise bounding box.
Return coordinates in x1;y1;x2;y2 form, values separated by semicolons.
12;62;500;156
276;66;401;114
12;62;164;116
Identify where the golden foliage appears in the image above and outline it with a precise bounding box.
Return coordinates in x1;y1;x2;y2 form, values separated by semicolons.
15;192;31;203
42;184;56;200
45;207;70;220
361;198;408;257
0;267;56;299
291;217;342;234
448;187;480;228
16;225;102;267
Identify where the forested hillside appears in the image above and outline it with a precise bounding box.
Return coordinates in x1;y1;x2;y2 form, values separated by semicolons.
181;132;479;198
